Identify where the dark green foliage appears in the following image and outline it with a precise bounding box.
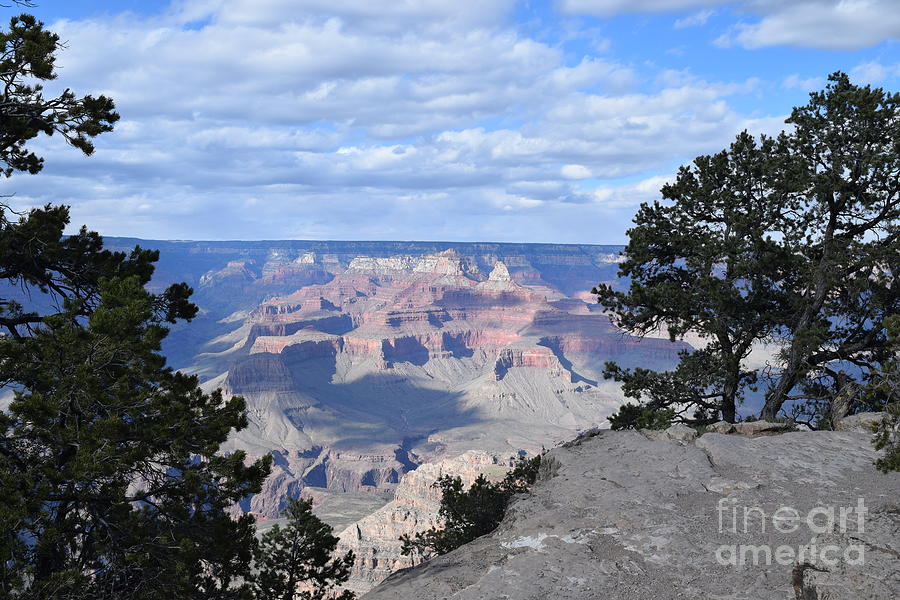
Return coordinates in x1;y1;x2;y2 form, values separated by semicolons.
603;348;747;427
873;404;900;473
863;315;900;473
0;13;118;177
409;475;508;556
597;73;900;427
0;203;191;338
0;272;273;599
607;402;674;431
252;498;355;600
500;452;543;493
400;455;542;558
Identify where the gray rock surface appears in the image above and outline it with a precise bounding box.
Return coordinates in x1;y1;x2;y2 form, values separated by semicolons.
834;412;885;433
792;507;899;599
707;420;736;434
732;420;793;435
363;429;899;600
641;423;697;443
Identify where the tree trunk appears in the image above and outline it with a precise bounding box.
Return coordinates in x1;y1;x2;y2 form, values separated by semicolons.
721;358;739;423
829;380;857;430
721;398;736;423
761;263;834;421
762;188;842;421
761;362;802;421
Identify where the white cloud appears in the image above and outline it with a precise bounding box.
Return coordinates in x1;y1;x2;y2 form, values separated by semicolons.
674;9;715;28
850;61;900;84
719;0;900;50
561;164;593;179
563;0;900;51
0;1;795;244
592;174;677;208
594;37;612;52
782;74;824;92
558;0;729;16
189;0;517;32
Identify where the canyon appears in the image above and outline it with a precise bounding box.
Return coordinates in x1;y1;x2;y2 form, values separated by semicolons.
100;238;689;592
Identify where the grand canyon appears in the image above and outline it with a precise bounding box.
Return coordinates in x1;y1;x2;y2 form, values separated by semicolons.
97;238;688;591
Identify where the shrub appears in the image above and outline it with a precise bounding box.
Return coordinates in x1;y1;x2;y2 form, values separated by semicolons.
399;454;541;558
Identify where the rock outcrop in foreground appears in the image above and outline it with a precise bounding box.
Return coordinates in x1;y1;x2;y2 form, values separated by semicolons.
363;422;899;600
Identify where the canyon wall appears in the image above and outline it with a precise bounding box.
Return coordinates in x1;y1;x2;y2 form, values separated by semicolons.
186;248;689;517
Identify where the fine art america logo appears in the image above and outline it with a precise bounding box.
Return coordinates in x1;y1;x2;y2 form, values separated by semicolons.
715;498;867;567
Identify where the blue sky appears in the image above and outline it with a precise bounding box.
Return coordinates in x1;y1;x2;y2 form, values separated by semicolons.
4;0;899;243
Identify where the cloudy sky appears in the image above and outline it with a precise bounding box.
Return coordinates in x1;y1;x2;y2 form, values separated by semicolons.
3;0;899;243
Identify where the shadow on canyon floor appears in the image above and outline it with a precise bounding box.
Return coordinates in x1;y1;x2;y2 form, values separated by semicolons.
279;353;482;451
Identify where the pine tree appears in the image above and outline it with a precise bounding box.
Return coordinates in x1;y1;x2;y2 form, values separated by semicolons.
0;270;273;599
0;12;117;177
597;73;900;427
595;131;794;424
252;498;355;600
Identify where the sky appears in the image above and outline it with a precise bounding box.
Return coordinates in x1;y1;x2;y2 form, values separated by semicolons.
2;0;899;244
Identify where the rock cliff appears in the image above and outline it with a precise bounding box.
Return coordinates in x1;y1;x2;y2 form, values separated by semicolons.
363;421;899;600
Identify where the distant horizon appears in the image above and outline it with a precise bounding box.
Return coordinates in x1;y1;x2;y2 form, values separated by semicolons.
103;236;627;247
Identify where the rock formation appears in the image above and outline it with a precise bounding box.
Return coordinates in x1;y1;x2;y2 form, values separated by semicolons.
192;247;687;520
362;420;899;599
98;238;636;380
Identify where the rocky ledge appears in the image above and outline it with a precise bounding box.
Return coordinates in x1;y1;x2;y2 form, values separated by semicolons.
363;418;899;600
